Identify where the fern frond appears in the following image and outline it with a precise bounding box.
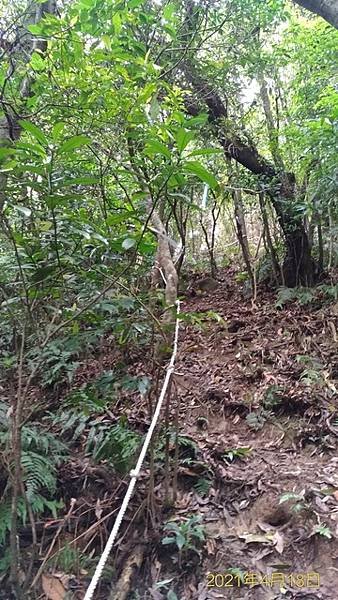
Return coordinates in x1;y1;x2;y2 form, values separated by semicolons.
21;451;57;500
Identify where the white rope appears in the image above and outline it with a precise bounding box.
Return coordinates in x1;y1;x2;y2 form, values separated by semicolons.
84;300;181;600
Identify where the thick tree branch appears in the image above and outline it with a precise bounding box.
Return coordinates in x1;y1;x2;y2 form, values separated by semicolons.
293;0;338;29
184;68;315;286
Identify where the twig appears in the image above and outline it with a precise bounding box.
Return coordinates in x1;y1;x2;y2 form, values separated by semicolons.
31;498;76;588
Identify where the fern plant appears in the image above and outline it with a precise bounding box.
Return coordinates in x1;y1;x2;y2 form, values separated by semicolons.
275;286;316;308
0;412;68;550
87;420;141;474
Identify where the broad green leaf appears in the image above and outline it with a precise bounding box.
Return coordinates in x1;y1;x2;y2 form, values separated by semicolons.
16;165;45;176
0;148;15;160
27;23;43;35
57;176;99;187
58;135;90;155
144;140;171;160
163;2;176;20
175;128;194;153
149;95;160;121
102;35;111;50
137;83;157;104
183;161;218;189
30;51;46;71
167;173;186;188
176;532;185;550
92;232;108;245
128;0;145;7
188;148;222;157
38;221;53;231
16;142;46;157
112;13;122;35
45;194;77;208
19;120;48;147
106;212;133;225
13;205;32;217
122;238;136;250
52;122;66;141
184;113;208;127
31;265;57;283
0;160;16;172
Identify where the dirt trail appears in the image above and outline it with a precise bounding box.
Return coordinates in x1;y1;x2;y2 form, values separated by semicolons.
167;270;338;600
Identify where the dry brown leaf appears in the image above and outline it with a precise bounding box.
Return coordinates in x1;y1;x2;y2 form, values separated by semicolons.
41;573;68;600
273;531;284;554
95;498;103;520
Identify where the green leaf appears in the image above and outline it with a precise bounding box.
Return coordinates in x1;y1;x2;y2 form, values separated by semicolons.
102;35;111;50
122;238;136;250
128;0;144;7
106;212;133;226
58;135;90;155
19;120;48;147
16;142;46;157
31;265;57;283
184;113;208;127
13;205;31;217
175;127;195;153
0;148;15;160
30;51;46;71
188;148;222;157
112;13;122;35
176;532;186;550
183;161;218;189
161;536;173;545
52;122;66;141
167;592;178;600
144;139;171;160
27;23;43;35
163;2;176;20
175;128;195;153
57;176;99;187
39;220;53;231
45;194;76;208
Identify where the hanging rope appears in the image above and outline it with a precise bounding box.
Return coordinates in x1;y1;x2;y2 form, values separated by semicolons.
84;300;181;600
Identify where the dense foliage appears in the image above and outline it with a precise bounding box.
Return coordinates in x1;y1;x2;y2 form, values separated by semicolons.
0;0;337;596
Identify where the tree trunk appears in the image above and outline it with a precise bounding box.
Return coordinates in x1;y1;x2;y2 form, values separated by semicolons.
282;224;315;287
232;188;254;286
292;0;338;29
259;75;284;170
259;192;281;283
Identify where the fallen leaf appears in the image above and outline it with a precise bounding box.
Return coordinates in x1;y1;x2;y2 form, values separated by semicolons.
273;531;284;554
239;532;273;544
41;573;68;600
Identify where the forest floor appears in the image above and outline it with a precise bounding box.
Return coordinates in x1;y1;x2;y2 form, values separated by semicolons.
23;268;338;600
163;268;338;600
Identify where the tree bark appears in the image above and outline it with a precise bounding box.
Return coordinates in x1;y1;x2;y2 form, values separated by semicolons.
259;75;285;170
259;192;281;283
293;0;338;29
148;200;178;319
232;187;254;287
